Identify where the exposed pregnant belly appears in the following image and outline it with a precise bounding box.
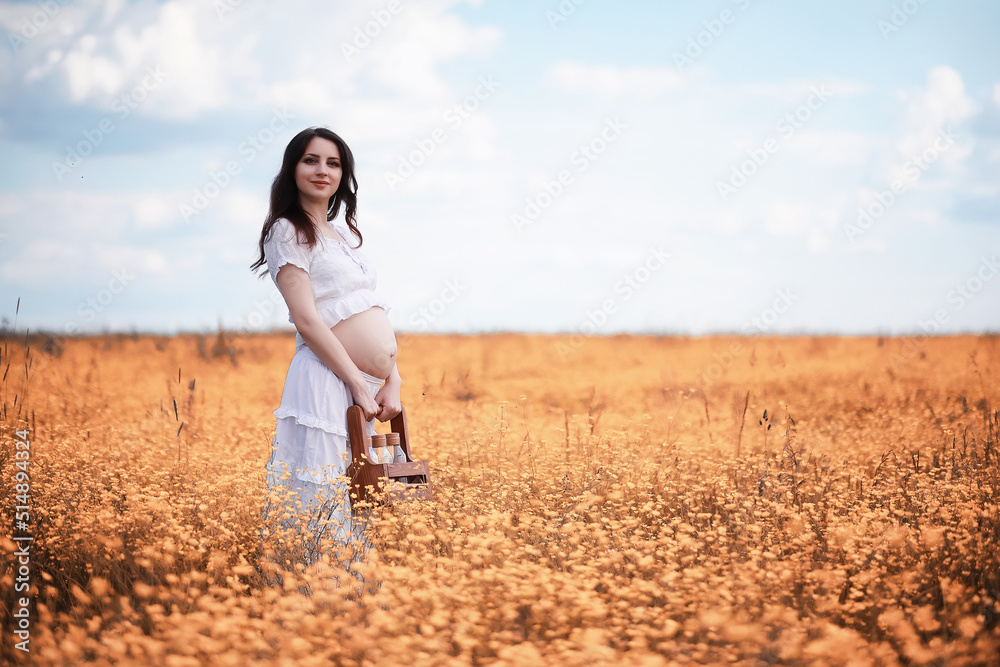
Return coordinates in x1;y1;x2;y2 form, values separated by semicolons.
331;306;397;379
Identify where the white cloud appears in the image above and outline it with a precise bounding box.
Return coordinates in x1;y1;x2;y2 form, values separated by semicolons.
221;189;268;232
0;190;169;286
63;34;123;101
0;189;132;235
450;112;499;160
256;78;343;120
785;131;873;165
735;79;865;105
341;99;442;145
764;200;811;236
0;238;166;288
24;48;65;84
846;239;888;254
234;3;502;129
849;66;981;226
3;0;503;128
133;196;172;229
894;66;974;164
908;207;945;227
2;0;239;118
93;244;169;276
370;7;503;99
761;197;844;251
709;209;744;235
678;207;744;235
547;60;683;98
103;1;230;118
100;0;126;24
0;240;82;284
806;229;829;254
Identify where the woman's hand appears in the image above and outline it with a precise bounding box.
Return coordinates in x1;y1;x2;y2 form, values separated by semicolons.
349;380;380;421
374;374;402;422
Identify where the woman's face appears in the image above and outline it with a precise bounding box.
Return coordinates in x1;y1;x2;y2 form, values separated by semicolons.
295;136;342;206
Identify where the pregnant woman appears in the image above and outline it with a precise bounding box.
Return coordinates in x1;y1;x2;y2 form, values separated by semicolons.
250;127;402;568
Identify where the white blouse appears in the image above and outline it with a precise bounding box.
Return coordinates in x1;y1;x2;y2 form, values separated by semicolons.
263;217;391;348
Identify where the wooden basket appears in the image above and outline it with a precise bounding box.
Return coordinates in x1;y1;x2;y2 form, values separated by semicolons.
346;405;433;508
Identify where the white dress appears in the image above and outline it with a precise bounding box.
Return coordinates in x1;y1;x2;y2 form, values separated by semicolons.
261;216;393;563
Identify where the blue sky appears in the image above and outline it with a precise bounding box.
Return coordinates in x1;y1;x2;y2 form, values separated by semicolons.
0;0;998;336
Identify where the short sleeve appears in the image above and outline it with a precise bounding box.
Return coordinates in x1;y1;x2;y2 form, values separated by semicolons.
263;218;312;285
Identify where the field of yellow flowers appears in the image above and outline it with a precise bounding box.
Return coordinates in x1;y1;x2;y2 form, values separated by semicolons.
1;331;998;665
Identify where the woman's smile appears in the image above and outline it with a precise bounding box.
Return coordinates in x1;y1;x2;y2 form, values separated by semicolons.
294;136;343;205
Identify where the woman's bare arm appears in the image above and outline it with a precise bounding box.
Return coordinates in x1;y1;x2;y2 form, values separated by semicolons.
374;361;402;421
274;263;380;420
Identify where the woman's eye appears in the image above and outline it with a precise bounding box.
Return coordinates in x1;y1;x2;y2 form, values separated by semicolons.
304;157;316;163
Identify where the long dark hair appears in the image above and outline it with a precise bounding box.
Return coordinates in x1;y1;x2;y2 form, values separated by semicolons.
251;127;361;276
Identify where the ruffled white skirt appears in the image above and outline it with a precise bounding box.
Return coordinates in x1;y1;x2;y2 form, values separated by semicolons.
267;343;384;485
262;344;396;565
